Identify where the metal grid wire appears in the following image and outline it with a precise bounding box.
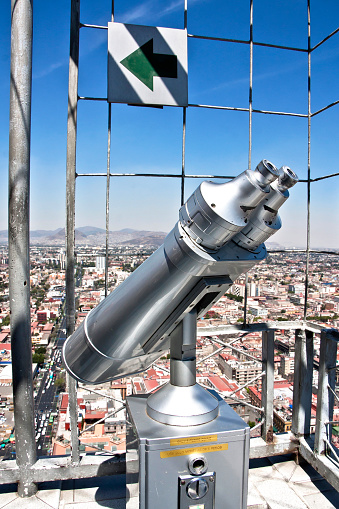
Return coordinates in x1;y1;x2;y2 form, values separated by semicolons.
66;0;339;334
63;0;339;459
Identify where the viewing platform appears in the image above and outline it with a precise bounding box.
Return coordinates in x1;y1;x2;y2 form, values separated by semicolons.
1;451;338;509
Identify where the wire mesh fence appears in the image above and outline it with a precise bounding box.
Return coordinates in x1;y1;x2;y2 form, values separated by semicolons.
64;0;339;460
4;0;339;495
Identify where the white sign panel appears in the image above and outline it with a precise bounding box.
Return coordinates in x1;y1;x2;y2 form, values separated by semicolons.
108;23;188;107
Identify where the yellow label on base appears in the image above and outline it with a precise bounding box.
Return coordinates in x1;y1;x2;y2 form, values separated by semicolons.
160;443;228;459
170;434;218;447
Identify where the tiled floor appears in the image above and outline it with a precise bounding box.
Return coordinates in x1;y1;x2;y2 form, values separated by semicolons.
247;456;339;508
0;455;338;508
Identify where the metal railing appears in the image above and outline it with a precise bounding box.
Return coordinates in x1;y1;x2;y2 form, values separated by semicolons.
1;320;338;493
197;322;338;470
4;0;339;497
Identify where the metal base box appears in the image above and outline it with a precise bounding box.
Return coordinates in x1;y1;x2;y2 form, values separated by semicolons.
126;393;249;509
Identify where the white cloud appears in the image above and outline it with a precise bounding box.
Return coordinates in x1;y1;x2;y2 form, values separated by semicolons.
122;0;204;24
33;60;65;80
122;1;156;23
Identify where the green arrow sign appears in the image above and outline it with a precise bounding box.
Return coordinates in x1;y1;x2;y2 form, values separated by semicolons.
120;39;178;91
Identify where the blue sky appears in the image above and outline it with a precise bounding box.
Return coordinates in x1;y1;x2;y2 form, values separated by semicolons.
1;0;339;248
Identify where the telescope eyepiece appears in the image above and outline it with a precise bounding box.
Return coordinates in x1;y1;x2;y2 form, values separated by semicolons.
254;159;280;187
277;166;299;192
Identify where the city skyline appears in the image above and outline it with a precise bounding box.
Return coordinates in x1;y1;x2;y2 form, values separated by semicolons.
1;243;338;462
1;1;339;248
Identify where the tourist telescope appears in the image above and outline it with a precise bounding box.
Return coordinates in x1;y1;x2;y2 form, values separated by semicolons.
63;159;298;509
63;160;298;385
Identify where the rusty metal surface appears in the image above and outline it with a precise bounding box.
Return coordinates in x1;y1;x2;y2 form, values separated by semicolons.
249;434;299;459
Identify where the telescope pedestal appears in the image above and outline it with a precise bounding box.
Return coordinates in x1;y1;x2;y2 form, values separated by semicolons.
146;309;219;426
126;309;249;508
146;382;219;426
126;394;250;509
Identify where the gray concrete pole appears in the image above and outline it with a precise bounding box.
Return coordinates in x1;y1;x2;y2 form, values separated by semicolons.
291;329;314;437
65;0;80;464
66;0;79;340
8;0;37;497
261;330;274;442
314;331;337;455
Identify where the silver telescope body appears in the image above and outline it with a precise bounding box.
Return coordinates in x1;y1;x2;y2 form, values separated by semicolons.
63;160;297;384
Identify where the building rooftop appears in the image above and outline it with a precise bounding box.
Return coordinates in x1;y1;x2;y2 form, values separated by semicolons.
0;454;338;509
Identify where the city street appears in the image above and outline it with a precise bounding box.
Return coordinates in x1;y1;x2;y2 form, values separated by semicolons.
34;317;66;456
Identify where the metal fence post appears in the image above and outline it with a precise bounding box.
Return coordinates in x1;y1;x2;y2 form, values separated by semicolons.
65;0;81;464
261;330;274;442
303;0;312;320
243;274;248;325
105;104;111;298
314;330;337;455
8;0;37;497
291;329;314;436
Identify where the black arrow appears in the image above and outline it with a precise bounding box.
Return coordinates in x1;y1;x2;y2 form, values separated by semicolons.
120;39;177;91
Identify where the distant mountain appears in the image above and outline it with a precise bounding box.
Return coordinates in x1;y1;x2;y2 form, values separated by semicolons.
47;228;88;241
2;228;336;251
0;227;167;247
30;229;64;238
0;228;65;242
76;226;106;236
121;233;166;247
119;228;137;234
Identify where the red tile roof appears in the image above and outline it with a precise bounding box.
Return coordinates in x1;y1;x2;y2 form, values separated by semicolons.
0;343;11;351
84;411;106;421
144;379;159;392
60;393;83;411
